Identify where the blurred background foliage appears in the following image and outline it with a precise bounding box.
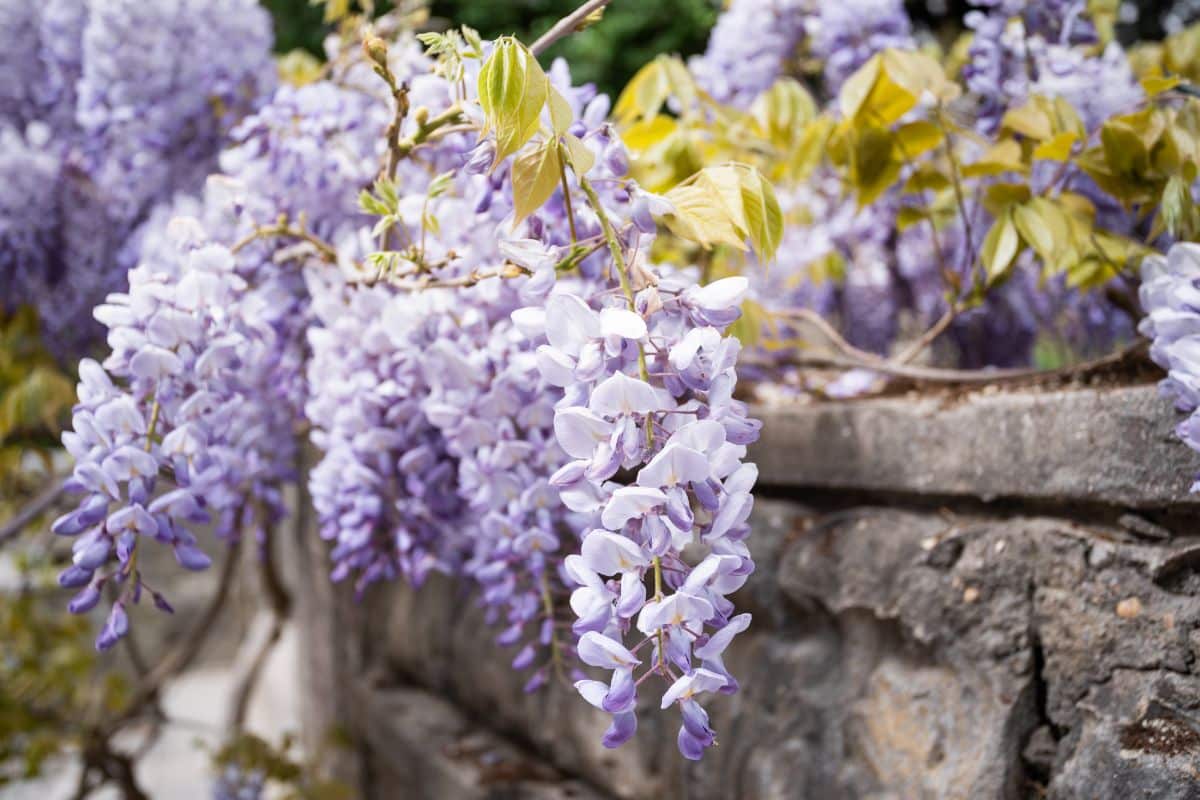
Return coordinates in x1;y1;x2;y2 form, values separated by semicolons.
265;0;719;97
263;1;1199;100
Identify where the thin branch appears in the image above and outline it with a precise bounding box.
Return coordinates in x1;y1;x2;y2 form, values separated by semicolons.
0;476;69;547
756;340;1148;386
104;539;242;733
892;305;960;365
229;527;292;731
772;308;888;365
230;221;338;263
530;0;613;56
386;262;531;291
227;612;286;732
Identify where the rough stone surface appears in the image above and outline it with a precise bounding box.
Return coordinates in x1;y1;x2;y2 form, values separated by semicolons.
751;385;1200;508
295;387;1200;799
362;687;611;799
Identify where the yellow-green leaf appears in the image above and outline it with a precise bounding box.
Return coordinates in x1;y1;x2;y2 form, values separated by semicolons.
983;182;1032;215
1001;103;1053;141
511;140;562;226
562;133;595;176
838;54;882;121
980;210;1021;284
548;86;573;135
840;49;957;127
751;78;817;147
893;120;944;160
661;164;782;261
1143;74;1182;97
477;38;548;165
896;206;928;230
846;126;901;204
738;168;783;263
963;139;1027;177
614;58;670;126
1012;202;1056;263
661;182;747;251
1032;131;1079;161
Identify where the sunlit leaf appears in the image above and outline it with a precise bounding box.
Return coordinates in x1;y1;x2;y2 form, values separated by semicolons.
511;140;562;226
614;58;671;126
562;133;596;176
478;37;548;165
980;209;1021;284
738;168;783;263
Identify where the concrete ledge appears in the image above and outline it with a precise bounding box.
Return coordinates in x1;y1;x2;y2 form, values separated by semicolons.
362;687;610;800
750;385;1200;508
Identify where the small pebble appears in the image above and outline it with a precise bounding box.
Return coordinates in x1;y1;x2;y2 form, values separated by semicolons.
1116;597;1142;619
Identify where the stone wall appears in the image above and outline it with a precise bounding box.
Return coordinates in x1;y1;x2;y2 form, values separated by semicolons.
296;384;1200;799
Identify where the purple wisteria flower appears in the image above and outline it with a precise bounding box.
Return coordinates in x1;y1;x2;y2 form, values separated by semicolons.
530;269;760;758
1140;244;1200;489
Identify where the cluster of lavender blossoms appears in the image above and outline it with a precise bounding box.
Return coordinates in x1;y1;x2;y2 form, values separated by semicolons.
49;27;387;652
55;235;266;649
538;273;761;758
0;0;275;361
1140;244;1200;487
964;0;1141;132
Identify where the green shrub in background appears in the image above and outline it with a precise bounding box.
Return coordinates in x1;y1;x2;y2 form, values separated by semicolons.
263;0;718;98
430;0;718;97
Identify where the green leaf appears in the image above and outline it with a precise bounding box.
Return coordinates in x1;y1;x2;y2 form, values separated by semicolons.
1161;174;1193;237
477;37;548;165
980;210;1021;284
562;133;595;176
1012;201;1056;263
738;168;783;263
840;49;958;127
511;140;562;226
548;87;574;135
614;58;671;125
893;120;944;160
750;78;816;147
660;164;782;261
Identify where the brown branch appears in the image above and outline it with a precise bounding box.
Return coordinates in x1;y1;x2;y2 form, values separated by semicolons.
757;340;1148;386
0;476;69;547
772;308;888;365
892;305;961;365
228;527;292;731
104;539;242;734
386;263;531;291
530;0;613;56
230;221;338;263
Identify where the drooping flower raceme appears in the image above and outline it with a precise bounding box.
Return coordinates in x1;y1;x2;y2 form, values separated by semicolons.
54;233;270;650
527;272;760;759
